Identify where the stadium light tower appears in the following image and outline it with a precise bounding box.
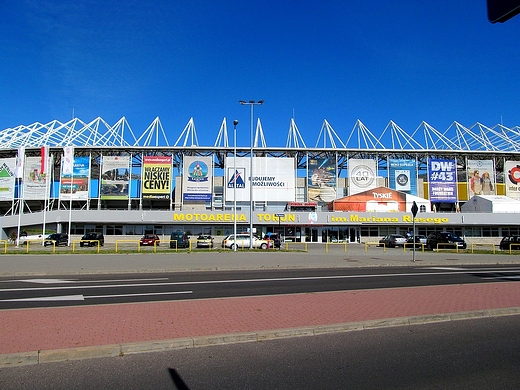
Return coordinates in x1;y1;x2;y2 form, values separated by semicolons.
233;119;238;252
239;100;264;249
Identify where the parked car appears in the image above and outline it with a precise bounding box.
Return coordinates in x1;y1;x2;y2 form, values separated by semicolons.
222;234;269;250
405;235;427;248
426;232;466;250
378;234;407;248
170;231;190;248
80;232;104;247
16;233;44;245
263;234;281;248
44;233;69;247
196;235;214;248
499;236;520;250
140;234;160;246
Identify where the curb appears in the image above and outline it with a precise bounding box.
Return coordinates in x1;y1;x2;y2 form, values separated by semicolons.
2;307;520;367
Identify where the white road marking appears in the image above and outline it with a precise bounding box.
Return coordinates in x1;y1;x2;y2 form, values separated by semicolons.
17;279;75;284
0;295;85;302
10;278;168;284
0;291;192;302
86;291;193;299
423;267;467;271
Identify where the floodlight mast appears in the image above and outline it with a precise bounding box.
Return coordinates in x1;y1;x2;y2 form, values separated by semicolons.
233;120;238;252
239;100;264;249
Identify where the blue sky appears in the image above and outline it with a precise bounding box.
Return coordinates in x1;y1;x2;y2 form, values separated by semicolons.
2;1;520;147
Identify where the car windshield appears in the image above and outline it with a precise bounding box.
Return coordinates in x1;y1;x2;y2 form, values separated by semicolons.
444;233;460;240
143;235;155;239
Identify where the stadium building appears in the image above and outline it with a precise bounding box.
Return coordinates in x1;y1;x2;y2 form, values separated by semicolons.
1;116;520;245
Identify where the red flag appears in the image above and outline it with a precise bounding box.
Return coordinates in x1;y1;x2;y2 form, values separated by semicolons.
41;146;49;174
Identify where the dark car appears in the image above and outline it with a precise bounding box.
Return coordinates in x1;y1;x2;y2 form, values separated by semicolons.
170;231;190;248
263;234;281;248
405;235;428;248
140;234;160;246
378;234;407;248
427;232;466;250
80;232;104;247
44;233;69;247
499;236;520;250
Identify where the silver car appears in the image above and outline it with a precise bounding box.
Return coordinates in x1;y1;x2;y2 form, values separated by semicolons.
222;234;269;250
378;234;407;248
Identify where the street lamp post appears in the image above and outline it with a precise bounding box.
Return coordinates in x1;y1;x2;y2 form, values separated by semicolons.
233;120;238;252
239;100;264;249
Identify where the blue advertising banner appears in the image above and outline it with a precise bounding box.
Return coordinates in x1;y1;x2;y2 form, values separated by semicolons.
183;156;212;201
308;157;336;202
60;156;90;200
388;159;417;195
428;158;457;203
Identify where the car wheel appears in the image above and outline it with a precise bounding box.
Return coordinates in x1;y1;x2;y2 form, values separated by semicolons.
231;244;237;250
260;243;267;249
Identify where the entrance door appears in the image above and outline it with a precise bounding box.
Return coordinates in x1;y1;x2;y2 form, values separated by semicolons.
349;227;359;243
311;228;318;242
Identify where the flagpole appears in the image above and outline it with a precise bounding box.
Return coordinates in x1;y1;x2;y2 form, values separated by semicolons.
67;160;73;246
42;155;50;244
15;149;24;247
40;146;49;245
16;194;22;247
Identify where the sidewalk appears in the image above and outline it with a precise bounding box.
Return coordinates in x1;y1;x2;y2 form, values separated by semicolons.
1;247;520;366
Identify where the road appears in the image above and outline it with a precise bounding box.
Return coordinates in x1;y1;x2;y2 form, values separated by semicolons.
1;265;519;309
1;314;518;389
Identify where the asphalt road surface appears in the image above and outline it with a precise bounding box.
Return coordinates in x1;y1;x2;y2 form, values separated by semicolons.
1;265;519;309
1;315;519;389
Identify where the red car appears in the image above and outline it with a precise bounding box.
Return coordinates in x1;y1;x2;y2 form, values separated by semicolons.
140;234;160;246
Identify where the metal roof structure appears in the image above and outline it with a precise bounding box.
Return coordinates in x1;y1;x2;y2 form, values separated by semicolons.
2;117;520;152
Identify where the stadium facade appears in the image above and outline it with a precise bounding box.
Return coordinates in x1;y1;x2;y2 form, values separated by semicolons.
1;116;520;244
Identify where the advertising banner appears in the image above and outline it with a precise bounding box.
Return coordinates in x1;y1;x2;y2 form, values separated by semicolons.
505;160;520;200
100;156;130;200
0;158;16;200
348;158;377;196
23;156;50;199
307;157;336;202
467;159;495;197
183;156;212;201
428;158;457;203
330;187;407;212
60;156;90;200
389;159;417;195
141;155;172;200
225;157;295;202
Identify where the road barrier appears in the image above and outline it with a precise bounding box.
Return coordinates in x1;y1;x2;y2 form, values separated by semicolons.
403;243;425;252
72;240;101;253
284;242;308;252
471;243;496;254
505;243;520;254
434;243;459;253
115;240;141;253
325;242;347;253
365;242;385;252
0;240;7;254
168;240;193;252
